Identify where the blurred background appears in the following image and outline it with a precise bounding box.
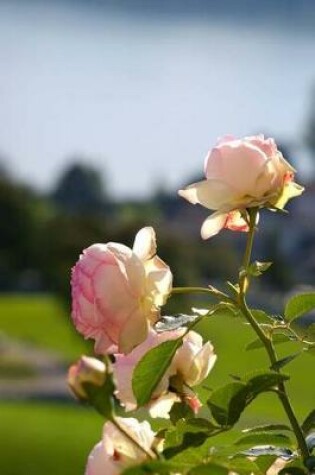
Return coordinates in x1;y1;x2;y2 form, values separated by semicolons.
1;1;315;474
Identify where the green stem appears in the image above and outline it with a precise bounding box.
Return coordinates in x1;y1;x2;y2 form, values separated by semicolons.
238;208;309;461
110;416;155;460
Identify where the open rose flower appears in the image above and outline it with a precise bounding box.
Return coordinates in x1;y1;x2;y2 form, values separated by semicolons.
71;227;172;354
113;329;216;417
178;135;304;239
85;417;155;475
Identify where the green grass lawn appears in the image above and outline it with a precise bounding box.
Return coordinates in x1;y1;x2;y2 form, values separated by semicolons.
0;294;91;361
0;402;102;475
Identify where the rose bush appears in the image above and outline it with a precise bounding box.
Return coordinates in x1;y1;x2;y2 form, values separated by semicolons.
71;227;172;354
68;134;314;475
178;134;303;238
85;417;155;475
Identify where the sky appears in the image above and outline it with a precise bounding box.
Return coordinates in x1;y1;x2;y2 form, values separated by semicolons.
0;0;315;198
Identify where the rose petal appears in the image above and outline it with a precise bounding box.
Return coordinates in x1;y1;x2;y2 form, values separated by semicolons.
133;227;157;261
118;309;150;354
179;179;237;210
149;393;180;418
205;142;268;194
200;212;228;239
144;255;173;307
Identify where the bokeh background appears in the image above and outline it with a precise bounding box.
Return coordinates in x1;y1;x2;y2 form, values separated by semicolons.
1;1;315;474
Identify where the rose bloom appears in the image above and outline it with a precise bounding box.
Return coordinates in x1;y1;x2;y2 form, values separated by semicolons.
113;329;216;418
85;417;155;475
179;135;304;239
71;227;172;354
68;356;106;400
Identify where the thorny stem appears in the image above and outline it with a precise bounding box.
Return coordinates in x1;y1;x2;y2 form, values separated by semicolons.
238;208;310;461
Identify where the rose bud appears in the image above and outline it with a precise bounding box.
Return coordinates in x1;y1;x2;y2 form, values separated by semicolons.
68;356;106;400
173;330;217;387
85;417;155;475
179;135;303;238
71;227;172;354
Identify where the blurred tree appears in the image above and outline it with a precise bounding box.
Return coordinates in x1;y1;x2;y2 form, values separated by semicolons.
0;174;45;290
52;161;109;215
37;213;110;303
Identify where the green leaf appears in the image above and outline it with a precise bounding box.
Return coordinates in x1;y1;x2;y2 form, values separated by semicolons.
207;372;289;427
290;320;315;343
121;460;182;475
132;338;183;406
285;293;315;321
244;371;289;393
183;418;217;431
163;418;217;459
248;260;272;277
164;431;209;459
83;374;115;419
242;424;292;433
155;313;199;332
234;432;293;450
188;464;229;474
169;401;195;425
227;456;261;475
207;381;248;426
250;309;272;323
279;468;307;475
189;455;260;475
270;352;302;371
254;455;278;473
302;409;315;435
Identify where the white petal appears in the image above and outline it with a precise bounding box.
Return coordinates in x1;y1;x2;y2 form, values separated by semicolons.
179;179;237;210
133;227;157;261
144;255;173;307
149;393;180;418
200;212;228;239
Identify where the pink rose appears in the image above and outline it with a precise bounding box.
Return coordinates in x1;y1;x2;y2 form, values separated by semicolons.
113;329;216;417
85;417;155;475
71;227;172;354
179;135;303;238
68;356;106;399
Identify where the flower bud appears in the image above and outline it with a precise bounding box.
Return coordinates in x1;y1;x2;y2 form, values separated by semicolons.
68;356;106;400
174;331;217;387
